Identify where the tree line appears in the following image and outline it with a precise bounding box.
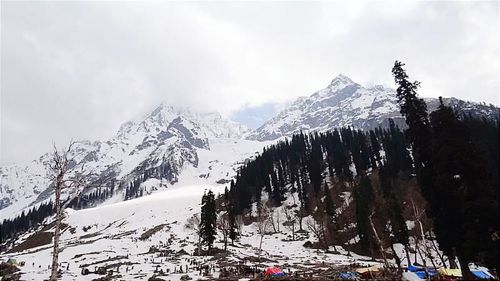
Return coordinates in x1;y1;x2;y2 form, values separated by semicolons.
221;61;499;275
0;201;54;243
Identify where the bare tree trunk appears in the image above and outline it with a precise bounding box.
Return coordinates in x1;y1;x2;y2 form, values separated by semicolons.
50;174;63;281
197;233;202;255
223;229;228;252
258;234;264;263
449;256;458;269
368;212;389;268
404;245;411;266
48;141;86;281
298;213;303;231
417;245;427;268
269;214;277;233
414;239;418;265
276;210;280;232
429;233;446;267
417;220;438;269
390;243;402;272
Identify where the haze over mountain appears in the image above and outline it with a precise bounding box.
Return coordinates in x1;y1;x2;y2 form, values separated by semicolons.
1;74;498;221
2;1;499;166
0;104;263;219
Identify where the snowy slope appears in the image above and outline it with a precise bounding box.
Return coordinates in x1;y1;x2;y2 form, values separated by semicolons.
248;74;499;141
0;104;257;221
2;183;390;281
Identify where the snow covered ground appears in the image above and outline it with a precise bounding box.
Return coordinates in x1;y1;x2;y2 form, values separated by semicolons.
2;182;389;281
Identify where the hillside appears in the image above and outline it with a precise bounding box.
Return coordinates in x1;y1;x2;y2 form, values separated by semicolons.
0;184;390;281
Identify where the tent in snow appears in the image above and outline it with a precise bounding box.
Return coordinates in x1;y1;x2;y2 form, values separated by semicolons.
470;265;496;279
339;271;358;280
402;271;425;281
472;270;495;279
356;266;380;279
264;267;285;277
438;268;463;280
406;264;438;280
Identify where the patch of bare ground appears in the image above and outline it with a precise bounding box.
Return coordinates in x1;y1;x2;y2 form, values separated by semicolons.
79;255;129;268
90;275;123;281
110;230;136;239
6;231;53;254
72;250;114;259
140;224;167;241
80;232;103;239
64;237;104;248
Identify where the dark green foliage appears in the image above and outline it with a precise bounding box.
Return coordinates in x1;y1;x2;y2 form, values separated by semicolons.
229;127;386;214
392;61;432;167
393;60;499;272
200;190;217;250
323;182;336;219
379;165;409;247
0;201;54;242
354;174;376;254
308;134;324;195
220;62;500;268
392;61;435;218
430;98;499;271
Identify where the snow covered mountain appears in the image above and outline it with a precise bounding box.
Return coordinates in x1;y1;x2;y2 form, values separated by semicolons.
0;104;265;220
1;78;498;281
248;74;499;141
2;75;498;220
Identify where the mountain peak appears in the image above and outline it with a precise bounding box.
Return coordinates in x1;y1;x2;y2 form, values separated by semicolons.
329;74;354;86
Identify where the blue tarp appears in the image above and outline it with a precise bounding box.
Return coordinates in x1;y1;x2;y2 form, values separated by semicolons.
408;265;424;272
415;271;427;279
472;270;491;279
428;269;438;276
339;272;358;280
271;272;285;277
411;268;438;279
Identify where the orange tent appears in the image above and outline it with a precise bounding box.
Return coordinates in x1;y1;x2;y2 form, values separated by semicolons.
264;267;285;277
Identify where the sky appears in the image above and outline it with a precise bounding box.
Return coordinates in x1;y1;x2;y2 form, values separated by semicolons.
1;1;499;164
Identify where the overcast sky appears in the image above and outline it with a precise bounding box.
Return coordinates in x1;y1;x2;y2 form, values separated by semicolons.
1;1;499;164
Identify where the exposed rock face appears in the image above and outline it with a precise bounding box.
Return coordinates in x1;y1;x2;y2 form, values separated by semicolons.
0;104;250;217
248;74;499;141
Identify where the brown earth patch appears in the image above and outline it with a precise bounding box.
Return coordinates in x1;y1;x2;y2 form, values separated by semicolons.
6;231;53;254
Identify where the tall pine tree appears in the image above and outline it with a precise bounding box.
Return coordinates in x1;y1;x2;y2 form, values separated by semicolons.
200;190;217;252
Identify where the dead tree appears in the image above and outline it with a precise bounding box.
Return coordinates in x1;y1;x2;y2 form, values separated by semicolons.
185;214;202;255
283;207;296;241
368;210;389;269
268;209;281;233
49;141;86;281
295;206;307;232
411;199;439;269
255;203;270;263
217;213;231;251
305;217;327;250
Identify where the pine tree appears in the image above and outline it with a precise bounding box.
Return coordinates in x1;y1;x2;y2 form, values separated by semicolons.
392;61;434;198
323;181;336;220
430;98;499;274
354;174;376;255
200;190;217;252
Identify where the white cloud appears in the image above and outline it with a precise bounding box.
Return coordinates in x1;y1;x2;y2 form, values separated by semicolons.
1;1;498;164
